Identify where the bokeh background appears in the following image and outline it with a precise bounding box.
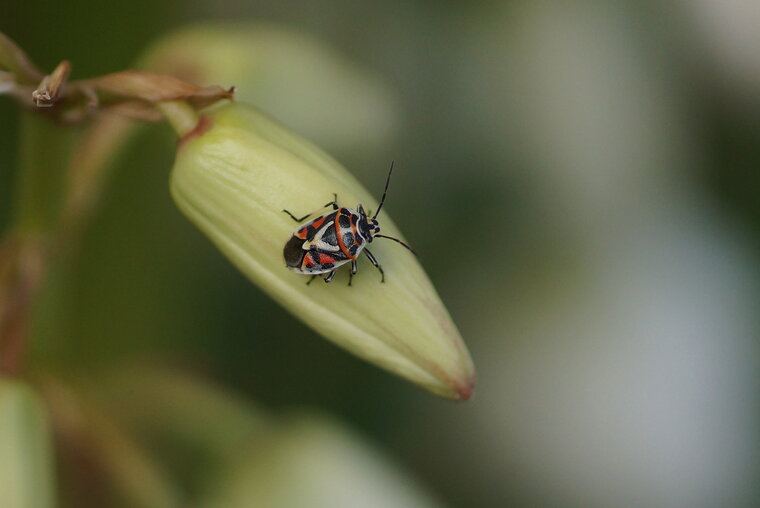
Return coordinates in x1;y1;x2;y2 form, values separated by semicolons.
2;1;759;507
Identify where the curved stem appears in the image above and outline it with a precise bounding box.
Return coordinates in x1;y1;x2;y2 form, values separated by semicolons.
14;112;75;234
1;112;74;376
0;236;44;376
156;100;198;138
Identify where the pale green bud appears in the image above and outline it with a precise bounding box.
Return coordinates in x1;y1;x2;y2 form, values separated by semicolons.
0;380;55;508
170;103;475;399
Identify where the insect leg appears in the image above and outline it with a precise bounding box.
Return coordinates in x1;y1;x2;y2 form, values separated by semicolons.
347;260;358;286
325;193;339;210
323;269;337;283
306;275;318;285
363;249;385;283
282;193;340;222
283;209;310;222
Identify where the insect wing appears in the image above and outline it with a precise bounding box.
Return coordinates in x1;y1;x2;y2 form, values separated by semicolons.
284;236;307;268
299;249;351;273
303;219;341;253
294;211;338;241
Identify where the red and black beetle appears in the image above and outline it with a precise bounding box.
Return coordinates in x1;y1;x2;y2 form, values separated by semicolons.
282;163;415;285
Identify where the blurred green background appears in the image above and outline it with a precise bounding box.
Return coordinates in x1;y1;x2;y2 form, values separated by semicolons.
2;1;759;507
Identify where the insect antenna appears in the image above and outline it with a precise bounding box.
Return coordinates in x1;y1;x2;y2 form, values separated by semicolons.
374;234;417;256
372;160;394;219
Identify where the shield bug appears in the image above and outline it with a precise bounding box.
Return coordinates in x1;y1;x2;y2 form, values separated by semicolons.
282;162;415;285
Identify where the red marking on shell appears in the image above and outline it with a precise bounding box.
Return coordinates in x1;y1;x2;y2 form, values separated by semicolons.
336;222;356;259
310;216;326;230
318;253;337;265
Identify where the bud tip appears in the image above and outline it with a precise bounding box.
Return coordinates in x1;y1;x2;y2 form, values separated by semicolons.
454;374;477;401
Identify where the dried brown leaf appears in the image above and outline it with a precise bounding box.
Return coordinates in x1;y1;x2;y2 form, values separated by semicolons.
84;70;234;109
32;60;71;107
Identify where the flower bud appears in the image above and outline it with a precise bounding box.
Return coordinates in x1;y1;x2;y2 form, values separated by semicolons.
139;22;399;157
0;380;55;508
170;103;475;399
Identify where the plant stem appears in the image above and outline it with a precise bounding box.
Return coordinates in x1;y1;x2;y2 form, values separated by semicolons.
14;112;76;234
156;100;198;138
1;112;75;376
0;236;44;376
